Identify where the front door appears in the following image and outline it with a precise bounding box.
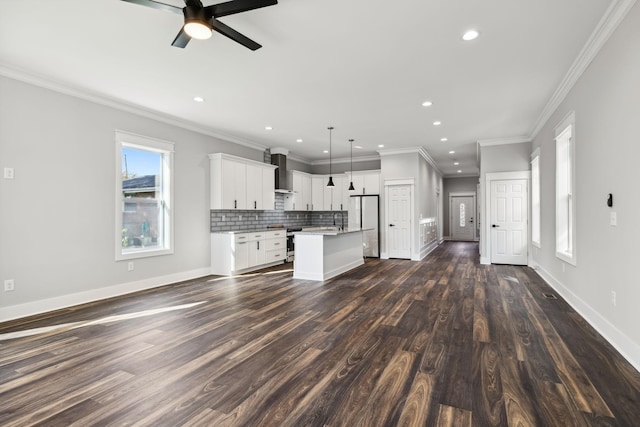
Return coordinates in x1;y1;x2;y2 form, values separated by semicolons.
388;185;411;259
490;179;528;265
451;195;475;241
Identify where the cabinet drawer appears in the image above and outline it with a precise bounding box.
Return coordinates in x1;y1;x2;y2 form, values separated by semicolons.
234;234;249;243
267;230;285;238
265;238;286;251
266;249;286;261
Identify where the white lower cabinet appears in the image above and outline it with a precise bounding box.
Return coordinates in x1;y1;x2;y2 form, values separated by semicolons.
211;230;286;276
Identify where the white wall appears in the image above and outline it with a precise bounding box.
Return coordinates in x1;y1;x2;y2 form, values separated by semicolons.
0;76;265;320
530;3;640;370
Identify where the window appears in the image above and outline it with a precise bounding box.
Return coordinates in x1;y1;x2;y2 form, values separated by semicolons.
531;149;540;248
115;130;174;260
459;203;466;227
555;112;576;265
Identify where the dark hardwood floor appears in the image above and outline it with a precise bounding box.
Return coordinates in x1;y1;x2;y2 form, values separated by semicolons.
1;242;639;426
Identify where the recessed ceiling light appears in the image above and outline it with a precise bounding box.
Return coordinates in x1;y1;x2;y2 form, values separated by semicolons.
265;126;273;130
193;96;205;102
296;138;303;143
457;170;462;173
449;150;455;154
433;121;442;126
355;145;363;149
454;162;460;165
422;100;433;107
440;137;448;142
323;150;328;153
378;144;385;148
462;30;479;41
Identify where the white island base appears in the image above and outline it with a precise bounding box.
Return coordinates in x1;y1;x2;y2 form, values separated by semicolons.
293;229;364;281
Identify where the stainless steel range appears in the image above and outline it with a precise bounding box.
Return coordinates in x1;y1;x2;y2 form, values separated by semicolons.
286;227;302;262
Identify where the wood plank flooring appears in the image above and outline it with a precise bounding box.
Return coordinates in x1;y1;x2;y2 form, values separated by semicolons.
1;242;639;426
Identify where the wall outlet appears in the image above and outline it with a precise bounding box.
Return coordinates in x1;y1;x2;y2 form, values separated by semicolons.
4;167;14;179
611;291;617;307
127;262;134;271
239;215;242;220
222;215;226;221
610;212;617;226
4;279;15;291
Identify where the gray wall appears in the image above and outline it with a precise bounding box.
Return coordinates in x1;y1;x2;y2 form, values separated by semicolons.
443;176;479;238
0;76;264;319
479;141;531;258
529;3;640;369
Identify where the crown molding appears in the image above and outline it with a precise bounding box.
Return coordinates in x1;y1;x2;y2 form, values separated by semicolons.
0;63;269;153
477;136;531;147
528;0;637;139
377;146;443;177
310;155;380;166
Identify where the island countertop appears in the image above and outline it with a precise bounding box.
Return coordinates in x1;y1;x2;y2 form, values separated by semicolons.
294;227;372;236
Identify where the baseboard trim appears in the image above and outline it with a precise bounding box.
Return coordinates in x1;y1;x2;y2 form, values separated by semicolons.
417;241;440;261
0;267;212;323
533;265;640;373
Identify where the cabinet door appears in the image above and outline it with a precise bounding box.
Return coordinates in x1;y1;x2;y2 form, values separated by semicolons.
248;239;266;267
363;172;380;195
262;166;275;210
245;163;262;210
351;174;365;195
333;175;345;211
233;241;249;270
223;159;247;209
302;174;312;211
311;175;325;211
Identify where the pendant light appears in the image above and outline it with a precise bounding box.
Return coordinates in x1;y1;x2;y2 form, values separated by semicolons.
327;126;335;187
348;139;355;191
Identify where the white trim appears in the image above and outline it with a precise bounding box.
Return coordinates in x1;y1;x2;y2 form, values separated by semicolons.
528;0;637;139
311;155;380;166
531;154;541;249
477;137;531;147
384;178;414;186
449;192;477;241
116;131;175;261
378;147;443;177
554;112;577;266
0;268;212;323
530;147;541;160
484;171;531;265
533;265;640;373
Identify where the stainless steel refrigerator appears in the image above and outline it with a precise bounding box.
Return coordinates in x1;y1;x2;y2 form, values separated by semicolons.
348;194;380;258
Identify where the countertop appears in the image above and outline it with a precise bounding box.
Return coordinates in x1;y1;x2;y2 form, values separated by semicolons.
294;227;372;236
212;228;287;235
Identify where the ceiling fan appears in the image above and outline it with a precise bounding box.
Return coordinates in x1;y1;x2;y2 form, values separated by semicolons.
121;0;277;50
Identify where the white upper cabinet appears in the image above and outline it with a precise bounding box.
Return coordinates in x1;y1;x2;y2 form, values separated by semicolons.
209;153;276;210
350;170;381;195
287;170;312;211
311;175;325;211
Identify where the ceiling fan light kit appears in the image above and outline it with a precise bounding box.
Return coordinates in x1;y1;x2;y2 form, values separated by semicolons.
183;6;212;39
122;0;278;50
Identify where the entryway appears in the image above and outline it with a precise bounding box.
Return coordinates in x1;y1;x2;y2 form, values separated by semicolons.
449;193;476;241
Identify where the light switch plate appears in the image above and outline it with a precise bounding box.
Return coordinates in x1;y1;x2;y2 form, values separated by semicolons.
3;168;14;179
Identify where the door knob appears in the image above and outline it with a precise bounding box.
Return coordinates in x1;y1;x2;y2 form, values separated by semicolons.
492;224;499;228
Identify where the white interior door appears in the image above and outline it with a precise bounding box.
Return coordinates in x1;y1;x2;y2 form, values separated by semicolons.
450;195;475;241
490;179;528;265
388;185;411;259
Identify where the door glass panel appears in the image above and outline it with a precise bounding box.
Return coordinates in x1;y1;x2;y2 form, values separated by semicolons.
459;203;466;227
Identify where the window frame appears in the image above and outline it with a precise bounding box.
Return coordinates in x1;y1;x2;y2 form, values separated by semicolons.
554;112;576;265
531;148;541;248
115;130;175;261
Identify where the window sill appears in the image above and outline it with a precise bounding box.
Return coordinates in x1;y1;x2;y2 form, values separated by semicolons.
555;250;576;266
116;247;173;261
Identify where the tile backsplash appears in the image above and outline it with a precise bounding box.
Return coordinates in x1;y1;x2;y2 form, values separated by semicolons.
210;193;348;232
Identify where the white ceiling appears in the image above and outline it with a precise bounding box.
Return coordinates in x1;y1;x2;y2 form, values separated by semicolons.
0;0;614;176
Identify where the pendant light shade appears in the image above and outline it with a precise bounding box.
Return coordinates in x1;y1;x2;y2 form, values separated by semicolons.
348;138;355;191
327;126;335;187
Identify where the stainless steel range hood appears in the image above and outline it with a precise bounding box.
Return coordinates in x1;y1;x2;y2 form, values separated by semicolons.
271;148;293;193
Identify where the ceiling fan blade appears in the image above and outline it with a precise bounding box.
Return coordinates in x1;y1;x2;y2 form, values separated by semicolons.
211;18;262;50
121;0;182;14
171;28;192;48
205;0;277;18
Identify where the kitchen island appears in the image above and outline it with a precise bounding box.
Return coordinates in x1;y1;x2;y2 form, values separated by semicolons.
293;227;366;281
